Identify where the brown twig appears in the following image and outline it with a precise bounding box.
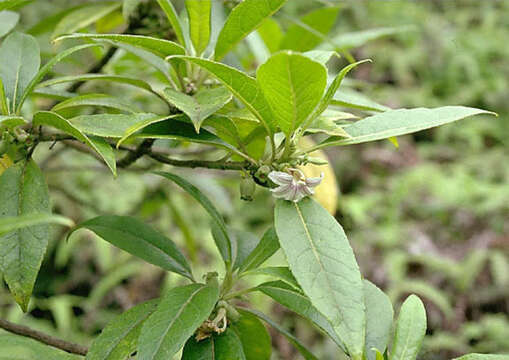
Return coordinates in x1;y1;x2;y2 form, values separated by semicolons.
0;318;88;355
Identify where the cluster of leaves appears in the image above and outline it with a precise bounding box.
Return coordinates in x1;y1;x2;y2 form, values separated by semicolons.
0;1;503;360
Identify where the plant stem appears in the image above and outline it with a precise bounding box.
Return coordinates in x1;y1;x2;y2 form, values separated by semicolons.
0;318;88;355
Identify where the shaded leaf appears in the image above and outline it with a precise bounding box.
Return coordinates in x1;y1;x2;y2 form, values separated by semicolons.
37;73;152;92
239;227;279;273
53;93;141;114
86;299;158;360
182;329;246;360
231;309;271;360
33;111;117;175
157;0;186;46
0;115;25;129
0;160;50;311
0;10;19;37
0;213;73;236
364;280;393;360
332;88;390;112
0;32;39;113
70;215;193;280
138;283;220;360
214;0;287;60
245;267;300;291
161;86;232;132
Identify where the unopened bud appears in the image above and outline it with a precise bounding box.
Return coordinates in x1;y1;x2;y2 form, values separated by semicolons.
240;176;256;201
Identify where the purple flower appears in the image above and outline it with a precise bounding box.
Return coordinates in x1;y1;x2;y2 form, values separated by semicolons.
268;168;323;202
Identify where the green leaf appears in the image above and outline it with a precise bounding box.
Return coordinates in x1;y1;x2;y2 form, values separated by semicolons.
257;52;326;136
172;56;275;134
302;50;339;65
52;1;121;39
0;334;81;359
275;198;365;359
56;33;185;58
161;86;232;132
332;88;390;112
214;0;287;60
231;309;271;360
320;107;495;148
452;355;509;360
231;229;260;271
157;0;186;46
257;281;345;351
70;215;193;280
53;93;141;114
156;171;232;266
186;0;211;55
363;280;393;360
239;227;279;273
241;308;318;360
116;114;180;148
138;283;220;360
122;0;141;21
310;59;371;123
18;43;101;112
0;160;50;311
305;115;351;138
245;267;300;291
86;299;158;360
0;0;30;12
328;26;412;50
0;32;39;114
280;6;340;52
0;10;19;37
0;115;25;129
389;295;427;360
258;18;283;53
33;111;117;176
37;73;152;92
182;329;246;360
0;213;73;236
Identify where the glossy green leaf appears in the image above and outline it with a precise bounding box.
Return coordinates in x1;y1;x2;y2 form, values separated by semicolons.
0;213;73;236
138;283;220;360
17;43;100;112
364;280;393;360
37;73;152;92
0;32;39;113
275;198;365;360
320;107;495;148
257;18;283;53
182;329;246;360
280;6;340;52
231;309;271;360
239;227;279;273
241;308;318;360
172;56;275;133
70;215;193;280
245;267;300;291
0;10;19;37
87;299;158;360
0;160;50;312
157;0;186;46
214;0;286;60
56;33;185;58
33;111;117;176
310;59;371;123
0;334;81;359
305;115;351;138
257;52;326;136
52;1;121;38
186;0;211;55
0;115;25;129
389;295;427;360
53;93;140;114
332;88;390;112
162;86;232;132
156;171;232;266
257;281;346;351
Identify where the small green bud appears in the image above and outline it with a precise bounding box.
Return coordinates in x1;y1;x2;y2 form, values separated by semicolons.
240;176;256;201
254;165;271;183
307;157;329;165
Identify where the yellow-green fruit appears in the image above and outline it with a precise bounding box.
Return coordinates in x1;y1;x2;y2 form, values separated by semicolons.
299;138;338;215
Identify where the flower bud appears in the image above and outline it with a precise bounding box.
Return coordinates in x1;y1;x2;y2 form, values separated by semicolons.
240;176;256;201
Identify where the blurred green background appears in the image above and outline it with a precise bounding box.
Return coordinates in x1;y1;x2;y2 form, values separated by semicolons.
1;1;508;359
